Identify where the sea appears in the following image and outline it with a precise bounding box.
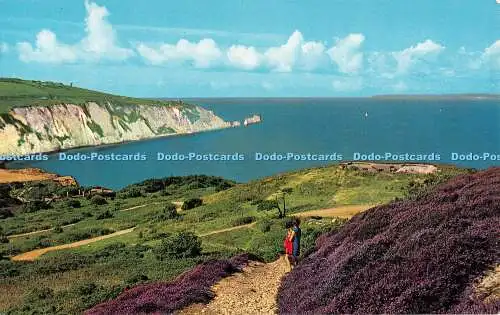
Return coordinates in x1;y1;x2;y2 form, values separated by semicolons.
8;98;500;189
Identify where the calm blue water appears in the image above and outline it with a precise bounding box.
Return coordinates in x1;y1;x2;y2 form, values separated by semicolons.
9;99;500;189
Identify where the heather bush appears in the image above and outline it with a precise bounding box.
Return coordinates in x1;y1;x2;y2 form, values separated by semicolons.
85;254;251;315
278;168;500;314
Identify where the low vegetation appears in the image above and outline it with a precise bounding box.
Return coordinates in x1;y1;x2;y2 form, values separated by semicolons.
0;164;479;314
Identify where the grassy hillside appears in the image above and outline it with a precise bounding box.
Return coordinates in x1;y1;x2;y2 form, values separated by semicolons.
0;164;470;314
278;167;500;314
0;78;190;113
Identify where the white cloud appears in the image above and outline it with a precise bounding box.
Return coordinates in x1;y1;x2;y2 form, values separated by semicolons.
80;0;133;60
17;0;133;63
263;30;326;72
264;30;303;72
300;41;327;70
0;43;9;53
137;38;222;68
227;45;262;70
139;30;326;72
18;30;78;63
482;40;500;70
327;34;365;74
332;77;363;91
392;39;444;74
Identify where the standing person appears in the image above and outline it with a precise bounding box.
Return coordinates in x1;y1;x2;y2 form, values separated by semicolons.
283;221;294;271
290;218;302;265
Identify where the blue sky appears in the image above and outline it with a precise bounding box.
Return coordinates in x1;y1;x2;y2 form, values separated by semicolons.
0;0;499;97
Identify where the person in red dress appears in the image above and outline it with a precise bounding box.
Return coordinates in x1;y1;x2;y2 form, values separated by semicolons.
283;221;294;271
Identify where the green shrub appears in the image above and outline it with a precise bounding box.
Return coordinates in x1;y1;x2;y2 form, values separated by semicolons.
25;287;54;302
154;204;178;221
154;232;201;259
91;195;107;205
118;187;143;199
76;282;98;296
57;186;80;197
125;273;149;285
257;219;272;233
60;216;84;225
181;198;203;210
232;216;255;226
22;200;51;213
37;238;55;248
66;199;81;208
0;260;20;278
35;253;95;275
0;226;8;243
53;225;63;234
64;227;113;242
82;211;93;217
257;200;278;211
0;207;13;219
96;210;114;220
0;235;8;244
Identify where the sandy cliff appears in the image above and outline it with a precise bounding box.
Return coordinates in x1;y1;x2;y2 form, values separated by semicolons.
0;102;231;155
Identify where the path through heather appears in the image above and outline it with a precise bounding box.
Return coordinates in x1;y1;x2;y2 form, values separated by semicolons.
180;256;289;315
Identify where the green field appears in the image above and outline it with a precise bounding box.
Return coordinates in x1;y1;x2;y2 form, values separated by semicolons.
0;78;191;113
0;164;470;314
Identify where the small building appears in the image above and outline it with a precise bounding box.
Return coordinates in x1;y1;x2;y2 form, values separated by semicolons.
90;186;115;197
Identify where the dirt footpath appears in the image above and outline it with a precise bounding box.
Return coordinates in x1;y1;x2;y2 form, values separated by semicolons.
294;204;373;219
10;228;135;261
180;257;289;315
199;222;257;237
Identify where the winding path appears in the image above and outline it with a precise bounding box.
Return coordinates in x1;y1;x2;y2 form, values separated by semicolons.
199;222;257;237
10;228;135;261
294;204;374;219
7;223;77;239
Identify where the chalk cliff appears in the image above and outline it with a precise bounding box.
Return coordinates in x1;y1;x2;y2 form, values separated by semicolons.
0;102;231;155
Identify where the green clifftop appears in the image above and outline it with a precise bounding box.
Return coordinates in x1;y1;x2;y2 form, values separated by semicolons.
0;78;232;155
0;78;189;113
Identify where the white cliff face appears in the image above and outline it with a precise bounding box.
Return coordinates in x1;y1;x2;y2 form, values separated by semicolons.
0;102;230;155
